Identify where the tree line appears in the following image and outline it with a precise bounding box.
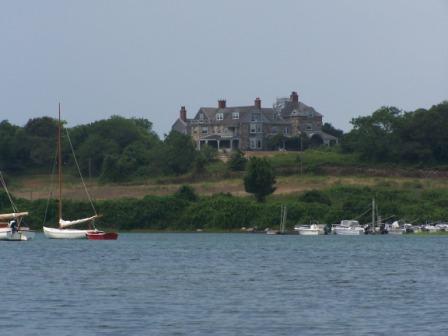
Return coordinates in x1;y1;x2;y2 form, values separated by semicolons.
341;101;448;164
0;116;203;181
1;100;447;182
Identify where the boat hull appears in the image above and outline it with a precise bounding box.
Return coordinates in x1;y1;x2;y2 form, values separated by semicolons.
297;229;320;235
334;227;364;235
43;226;91;239
86;232;118;240
0;228;35;241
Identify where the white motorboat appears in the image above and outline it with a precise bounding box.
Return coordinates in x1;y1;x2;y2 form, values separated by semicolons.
387;221;404;235
295;224;322;235
333;220;365;235
422;225;440;233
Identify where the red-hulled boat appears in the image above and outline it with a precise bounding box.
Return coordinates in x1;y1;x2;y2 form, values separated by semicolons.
86;231;118;240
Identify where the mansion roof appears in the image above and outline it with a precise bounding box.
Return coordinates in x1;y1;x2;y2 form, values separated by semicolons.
193;106;290;126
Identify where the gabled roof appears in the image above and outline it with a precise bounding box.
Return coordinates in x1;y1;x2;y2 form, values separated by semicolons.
192;106;290;126
276;100;322;118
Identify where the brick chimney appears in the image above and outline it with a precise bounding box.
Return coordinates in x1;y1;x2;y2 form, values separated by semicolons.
179;106;187;122
218;99;226;109
290;91;299;103
254;97;261;109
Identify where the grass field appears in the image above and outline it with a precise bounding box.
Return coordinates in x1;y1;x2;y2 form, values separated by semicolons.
9;173;448;201
7;149;448;201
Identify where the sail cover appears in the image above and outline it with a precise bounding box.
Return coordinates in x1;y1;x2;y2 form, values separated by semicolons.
0;212;29;220
59;215;98;228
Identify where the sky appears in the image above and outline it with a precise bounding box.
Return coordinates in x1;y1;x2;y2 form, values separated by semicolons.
0;0;447;136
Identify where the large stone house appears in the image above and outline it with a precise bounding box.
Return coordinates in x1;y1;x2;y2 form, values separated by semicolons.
172;91;337;151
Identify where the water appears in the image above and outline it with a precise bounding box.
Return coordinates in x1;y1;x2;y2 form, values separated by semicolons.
1;233;448;336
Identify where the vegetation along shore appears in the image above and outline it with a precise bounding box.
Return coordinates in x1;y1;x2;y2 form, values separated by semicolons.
1;101;448;231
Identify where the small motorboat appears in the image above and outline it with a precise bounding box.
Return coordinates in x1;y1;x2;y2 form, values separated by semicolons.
86;231;119;240
294;223;322;235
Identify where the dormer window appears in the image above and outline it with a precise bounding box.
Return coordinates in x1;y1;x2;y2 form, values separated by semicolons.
216;113;224;121
232;112;239;120
199;113;204;121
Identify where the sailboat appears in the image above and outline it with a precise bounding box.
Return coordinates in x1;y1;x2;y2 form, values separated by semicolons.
0;172;35;241
43;104;118;240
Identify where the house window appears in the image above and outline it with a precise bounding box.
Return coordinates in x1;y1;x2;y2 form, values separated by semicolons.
250;123;257;134
216;113;224;121
284;127;289;135
250;123;262;133
251;113;261;122
232;112;239;119
199;113;204;121
202;127;208;134
257;139;262;149
250;138;257;149
272;126;278;134
306;124;312;131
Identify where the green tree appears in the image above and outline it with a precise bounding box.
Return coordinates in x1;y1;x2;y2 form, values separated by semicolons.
244;157;276;202
163;131;197;175
341;106;403;162
322;122;343;138
227;149;247;171
175;185;198;202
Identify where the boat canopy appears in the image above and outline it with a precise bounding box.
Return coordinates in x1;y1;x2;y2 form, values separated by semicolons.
59;215;98;228
0;212;29;220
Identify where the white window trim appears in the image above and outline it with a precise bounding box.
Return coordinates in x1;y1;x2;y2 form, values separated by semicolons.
232;112;239;120
216;113;224;121
250;138;257;149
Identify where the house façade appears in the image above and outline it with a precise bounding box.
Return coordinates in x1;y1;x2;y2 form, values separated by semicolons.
172;91;338;151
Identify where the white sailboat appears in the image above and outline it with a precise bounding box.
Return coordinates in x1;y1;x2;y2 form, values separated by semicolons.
0;172;35;241
0;212;35;241
43;104;101;239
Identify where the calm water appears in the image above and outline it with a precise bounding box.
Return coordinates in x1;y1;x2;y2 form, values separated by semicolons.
1;233;448;336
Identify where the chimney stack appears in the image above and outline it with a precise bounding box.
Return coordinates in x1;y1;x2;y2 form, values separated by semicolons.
254;97;261;109
218;99;226;109
179;106;187;122
290;91;299;103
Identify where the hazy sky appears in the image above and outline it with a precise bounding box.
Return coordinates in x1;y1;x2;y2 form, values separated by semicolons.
1;0;447;136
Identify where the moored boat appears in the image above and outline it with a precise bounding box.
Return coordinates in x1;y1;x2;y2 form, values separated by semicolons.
0;213;35;241
0;172;35;241
43;226;94;239
86;231;119;240
333;220;365;235
387;221;404;235
294;223;322;235
43;104;118;240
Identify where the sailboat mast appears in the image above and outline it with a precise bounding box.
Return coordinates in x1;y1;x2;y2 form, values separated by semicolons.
58;103;63;228
372;198;375;234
